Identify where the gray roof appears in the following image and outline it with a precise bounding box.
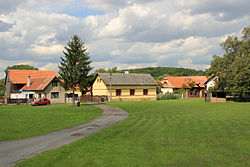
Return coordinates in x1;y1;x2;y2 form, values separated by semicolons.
98;73;158;86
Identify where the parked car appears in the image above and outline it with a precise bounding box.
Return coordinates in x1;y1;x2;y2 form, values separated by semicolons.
31;98;50;106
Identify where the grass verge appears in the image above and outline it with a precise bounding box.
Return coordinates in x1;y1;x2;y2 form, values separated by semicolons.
0;103;102;141
16;99;250;167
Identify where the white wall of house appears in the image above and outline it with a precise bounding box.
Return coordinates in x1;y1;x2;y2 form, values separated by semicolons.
161;87;174;94
34;92;46;99
10;91;35;99
206;77;217;90
10;91;47;99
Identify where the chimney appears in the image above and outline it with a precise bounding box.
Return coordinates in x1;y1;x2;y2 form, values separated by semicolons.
125;71;129;74
27;76;30;87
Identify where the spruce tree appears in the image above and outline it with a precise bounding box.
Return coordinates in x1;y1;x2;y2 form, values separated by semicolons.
58;35;93;104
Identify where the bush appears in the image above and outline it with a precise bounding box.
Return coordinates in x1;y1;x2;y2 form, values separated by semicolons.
160;93;181;100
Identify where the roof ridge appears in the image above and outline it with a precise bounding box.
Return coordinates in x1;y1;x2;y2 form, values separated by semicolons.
30;76;57;79
98;73;157;86
8;69;56;72
165;76;206;77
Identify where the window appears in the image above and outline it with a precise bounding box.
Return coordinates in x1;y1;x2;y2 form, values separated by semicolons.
190;90;199;96
13;84;25;91
217;92;226;98
130;89;135;95
116;89;121;96
143;89;148;95
52;81;58;87
212;93;217;97
51;92;59;98
29;94;34;99
38;93;41;98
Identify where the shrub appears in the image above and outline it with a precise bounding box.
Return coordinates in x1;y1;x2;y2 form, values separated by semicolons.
160;93;181;100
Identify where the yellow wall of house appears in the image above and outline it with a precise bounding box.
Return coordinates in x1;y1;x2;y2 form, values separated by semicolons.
92;76;109;96
66;89;81;96
92;76;157;101
109;85;157;101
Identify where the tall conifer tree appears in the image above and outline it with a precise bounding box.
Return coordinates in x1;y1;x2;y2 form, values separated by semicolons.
58;35;93;104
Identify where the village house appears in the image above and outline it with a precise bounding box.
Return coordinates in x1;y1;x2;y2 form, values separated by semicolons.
92;72;158;101
160;76;208;98
204;75;217;91
5;70;66;103
204;75;226;103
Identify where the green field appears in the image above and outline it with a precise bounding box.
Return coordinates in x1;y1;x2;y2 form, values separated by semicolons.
0;104;102;141
16;99;250;167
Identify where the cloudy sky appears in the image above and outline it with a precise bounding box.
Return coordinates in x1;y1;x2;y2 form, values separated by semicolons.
0;0;249;78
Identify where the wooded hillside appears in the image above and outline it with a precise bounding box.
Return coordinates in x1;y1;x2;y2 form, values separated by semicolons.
96;67;205;80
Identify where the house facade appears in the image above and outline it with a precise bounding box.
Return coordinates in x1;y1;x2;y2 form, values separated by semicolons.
204;75;217;91
160;76;208;98
5;70;65;103
204;75;226;103
92;73;158;101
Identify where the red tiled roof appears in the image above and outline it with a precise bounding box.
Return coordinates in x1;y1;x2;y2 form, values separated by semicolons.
8;70;58;84
162;76;208;88
21;76;57;91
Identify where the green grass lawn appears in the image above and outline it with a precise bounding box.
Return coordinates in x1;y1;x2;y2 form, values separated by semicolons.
0;104;102;141
16;99;250;167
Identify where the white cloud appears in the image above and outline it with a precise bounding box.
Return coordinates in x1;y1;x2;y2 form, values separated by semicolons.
92;61;157;71
110;50;122;56
84;0;126;11
177;0;250;21
0;59;39;79
0;0;249;76
178;58;210;70
28;44;64;56
39;62;59;71
151;36;222;57
98;17;128;38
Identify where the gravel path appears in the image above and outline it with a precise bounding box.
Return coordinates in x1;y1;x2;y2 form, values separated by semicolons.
0;104;128;167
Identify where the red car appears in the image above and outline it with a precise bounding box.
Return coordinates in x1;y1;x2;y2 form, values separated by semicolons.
31;98;50;106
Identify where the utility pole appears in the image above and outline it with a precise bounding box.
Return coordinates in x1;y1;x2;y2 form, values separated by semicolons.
109;72;112;101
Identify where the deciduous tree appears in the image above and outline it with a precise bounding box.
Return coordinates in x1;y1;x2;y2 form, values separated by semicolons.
206;27;250;99
5;64;38;74
0;79;5;96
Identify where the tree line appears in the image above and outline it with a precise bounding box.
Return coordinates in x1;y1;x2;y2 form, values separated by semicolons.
95;67;205;80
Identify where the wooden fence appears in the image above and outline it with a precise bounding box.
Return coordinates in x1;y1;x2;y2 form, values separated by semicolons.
2;96;109;104
6;98;31;104
80;95;108;103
